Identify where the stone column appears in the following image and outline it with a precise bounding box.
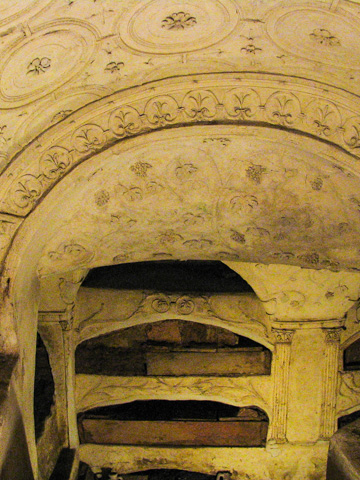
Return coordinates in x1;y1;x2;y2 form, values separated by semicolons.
320;328;341;440
59;304;78;449
269;328;295;443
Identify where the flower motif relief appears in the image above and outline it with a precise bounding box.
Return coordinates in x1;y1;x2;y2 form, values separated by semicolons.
13;175;42;209
40;147;71;180
27;57;51;75
161;12;197;30
72;124;106;153
310;29;340;47
105;61;124;73
109;106;142;137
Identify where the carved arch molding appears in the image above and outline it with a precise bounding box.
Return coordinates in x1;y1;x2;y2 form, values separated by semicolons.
3;72;360;273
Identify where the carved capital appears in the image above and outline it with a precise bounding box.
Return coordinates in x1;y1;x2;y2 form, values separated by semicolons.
272;328;295;343
324;328;342;344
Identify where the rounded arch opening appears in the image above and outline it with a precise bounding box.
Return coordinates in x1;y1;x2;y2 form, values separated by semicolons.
77;399;269;448
75;319;272;377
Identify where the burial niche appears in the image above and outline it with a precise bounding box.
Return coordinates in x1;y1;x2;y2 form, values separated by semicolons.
81;260;254;293
78;400;269;447
343;337;360;371
75;320;271;376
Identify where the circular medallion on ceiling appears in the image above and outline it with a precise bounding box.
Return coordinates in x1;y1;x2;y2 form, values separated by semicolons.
117;0;240;54
0;20;98;108
265;5;360;69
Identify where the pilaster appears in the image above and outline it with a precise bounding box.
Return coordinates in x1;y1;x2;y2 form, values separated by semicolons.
269;328;294;443
320;328;342;439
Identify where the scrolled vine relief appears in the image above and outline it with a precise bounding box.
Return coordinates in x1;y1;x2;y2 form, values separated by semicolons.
39;146;72;180
12;174;42;209
76;375;270;414
72;124;107;153
265;92;302;126
108;106;142;137
343;116;360;149
144;95;180;126
5;73;360;216
182;90;218;120
224;88;261;119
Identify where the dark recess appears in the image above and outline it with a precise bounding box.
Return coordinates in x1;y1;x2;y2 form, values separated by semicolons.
34;333;55;440
82;260;254;293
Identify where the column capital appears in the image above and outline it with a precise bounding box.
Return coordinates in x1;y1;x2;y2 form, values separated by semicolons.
323;327;342;344
272;328;295;343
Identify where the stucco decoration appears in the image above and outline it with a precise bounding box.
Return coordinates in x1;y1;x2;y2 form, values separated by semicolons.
0;19;99;108
117;0;239;54
3;74;360;218
226;262;360;321
76;374;272;416
337;371;360;417
74;288;271;348
26;125;360;275
266;4;360;69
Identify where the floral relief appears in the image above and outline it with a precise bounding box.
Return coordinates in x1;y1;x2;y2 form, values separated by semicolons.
72;124;106;153
39;147;71;180
224;89;261;119
230;194;259;213
48;241;94;266
13;175;42;209
109;106;142;137
145;96;179;126
27;57;51;75
161;12;197;30
265;92;301;126
104;61;124;73
182;90;218;120
310;29;340;47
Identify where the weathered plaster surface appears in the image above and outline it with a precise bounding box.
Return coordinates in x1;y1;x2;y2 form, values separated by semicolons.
1;1;360;479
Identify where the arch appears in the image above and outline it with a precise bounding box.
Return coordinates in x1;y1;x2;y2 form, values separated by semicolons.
75;319;272;377
2;73;360;478
77;400;269;447
2;72;360;221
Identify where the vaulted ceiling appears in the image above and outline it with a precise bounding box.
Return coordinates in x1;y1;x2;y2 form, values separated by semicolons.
1;0;360;277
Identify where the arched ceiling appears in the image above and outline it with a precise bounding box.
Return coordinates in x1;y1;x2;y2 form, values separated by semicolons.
32;125;360;275
2;0;360;276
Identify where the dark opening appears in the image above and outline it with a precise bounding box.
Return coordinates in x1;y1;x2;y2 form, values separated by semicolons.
78;400;268;447
338;410;360;429
34;333;55;440
78;468;218;480
82;260;253;293
76;320;271;376
344;338;360;371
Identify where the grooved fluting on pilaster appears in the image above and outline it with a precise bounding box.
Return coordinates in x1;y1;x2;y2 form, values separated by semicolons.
270;329;294;442
320;328;341;439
